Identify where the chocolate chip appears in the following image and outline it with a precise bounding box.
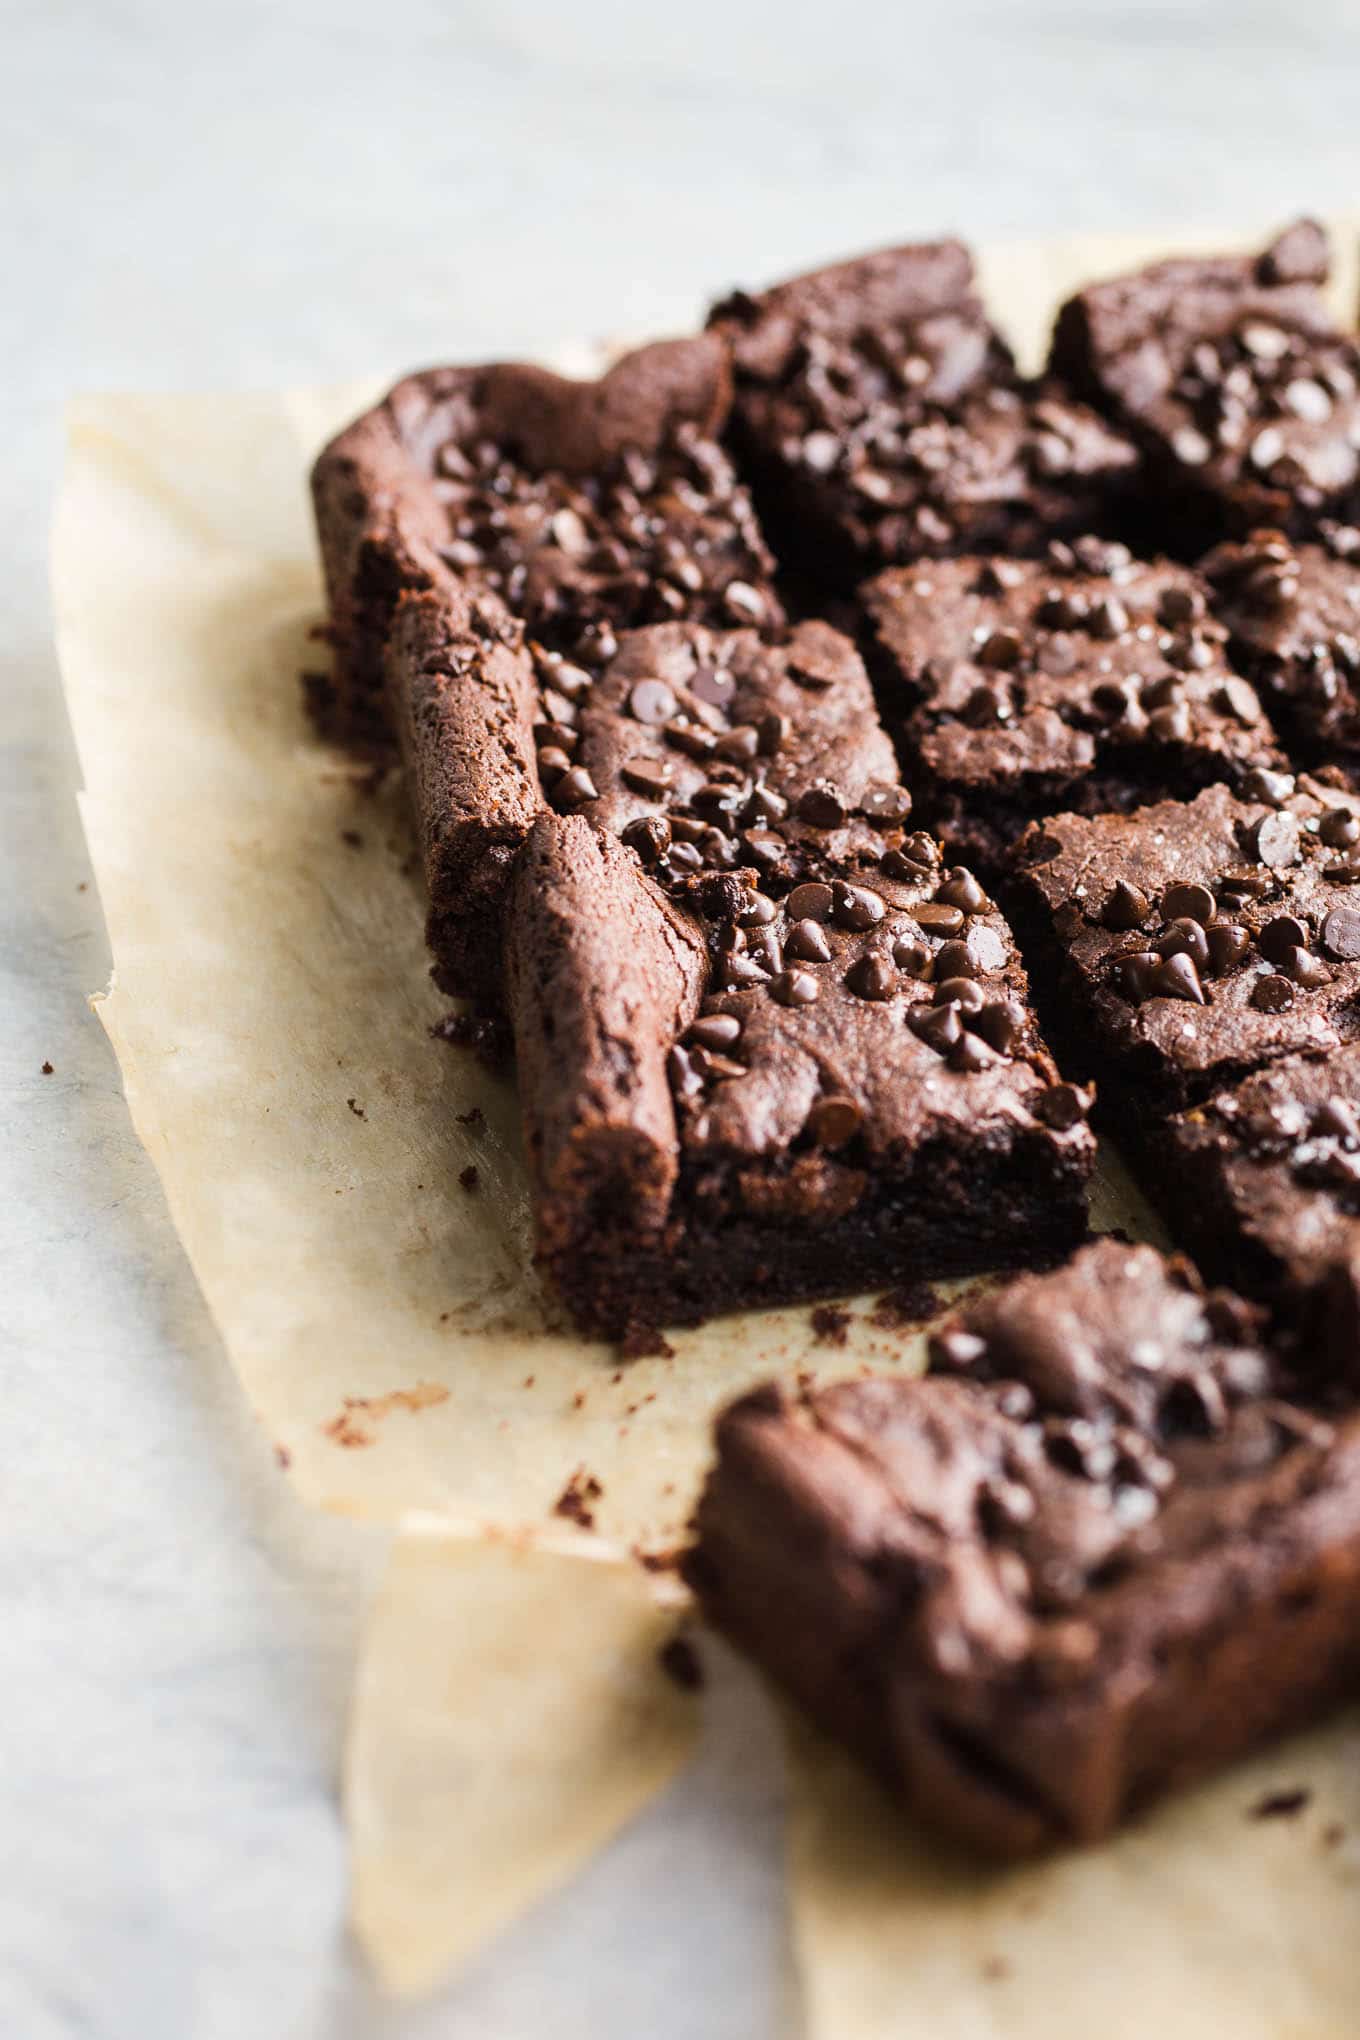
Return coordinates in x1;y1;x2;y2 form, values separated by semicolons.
687;1013;742;1051
719;953;772;989
1214;678;1262;725
1088;595;1129;640
1162;882;1215;925
1242;767;1296;809
1114;950;1161;1002
1252;811;1301;867
742;783;789;825
621;755;675;797
846;953;897;1001
1206;922;1250;974
536;745;573;783
666;719;717;759
808;1096;862;1148
667;1045;703;1097
861;782;912;822
1316;1097;1360;1141
928;1327;988;1369
715;725;760;764
1152;953;1205;1003
622;814;672;863
1323;906;1360;960
667;841;704;873
756;712;789;757
740;829;785;871
973;995;1024;1054
628;678;677;724
976;627;1023;669
689;666;736;710
935;867;988;915
1149;703;1193;743
798;781;848;828
746;927;783;977
891;936;934;977
1259;913;1310;964
1320;807;1360;849
769;967;820;1007
788;881;834;922
1102;880;1151;931
1252;974;1296;1012
831;881;885;930
933;975;986;1013
949;1031;999;1073
722;580;766;625
1281;946;1331;988
554;765;599;805
785;918;833;963
1172;425;1212;466
1035;1082;1093;1130
1157;584;1200;627
934;939;978;981
908;1002;962;1053
914;902;966;937
1158;918;1210;971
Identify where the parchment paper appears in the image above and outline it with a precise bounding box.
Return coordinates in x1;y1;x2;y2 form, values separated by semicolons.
52;221;1360;2018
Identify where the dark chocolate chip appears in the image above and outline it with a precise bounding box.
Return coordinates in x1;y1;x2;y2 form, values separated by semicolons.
1281;946;1331;989
1035;1082;1094;1130
861;782;912;822
740;829;785;871
798;781;848;828
715;725;760;764
1103;880;1151;931
1252;974;1296;1012
688;665;736;710
722;580;766;625
757;713;789;757
1157;918;1210;972
808;1096;862;1148
933;976;986;1013
667;1045;703;1097
1152;953;1205;1003
738;890;778;927
622;814;672;863
832;881;886;930
1323;906;1360;960
1206;922;1250;974
787;881;834;922
555;765;599;806
785;918;833;963
1252;811;1301;867
536;745;573;783
914;902;966;937
687;1013;742;1051
908;1002;962;1053
1161;882;1215;925
769;967;820;1007
846;953;897;1001
935;867;989;914
629;678;677;725
621;755;675;797
1319;808;1360;849
1259;913;1310;964
891;936;934;978
949;1031;999;1073
973;995;1024;1054
976;627;1023;669
1242;768;1297;810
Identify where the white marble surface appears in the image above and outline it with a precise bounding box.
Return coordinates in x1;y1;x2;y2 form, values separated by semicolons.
8;4;1360;2033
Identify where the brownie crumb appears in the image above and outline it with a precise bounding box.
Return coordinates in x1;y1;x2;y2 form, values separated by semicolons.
1323;1822;1346;1849
1250;1787;1311;1820
340;828;363;849
553;1468;603;1529
810;1305;851;1347
458;1165;479;1192
40;1061;53;1076
522;1374;535;1389
274;1445;292;1470
431;1008;511;1069
455;1105;485;1128
980;1956;1011;1983
659;1634;704;1691
637;1546;683;1574
620;1322;675;1361
346;1097;366;1119
870;1282;941;1330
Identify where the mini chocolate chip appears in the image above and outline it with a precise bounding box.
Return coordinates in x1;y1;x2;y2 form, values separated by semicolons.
861;781;912;822
1152;953;1205;1003
976;627;1023;669
914;902;966;936
1162;882;1216;924
929;1327;988;1370
687;1013;742;1051
891;937;934;977
757;712;789;757
667;841;704;873
846;953;897;1001
1114;950;1161;1002
740;829;785;871
798;781;848;828
908;1003;962;1053
769;967;820;1006
1157;584;1200;627
738;890;778;926
808;1096;862;1148
688;666;736;710
1036;1082;1093;1130
973;995;1024;1053
536;745;573;783
666;719;717;759
715;725;760;763
621;755;674;797
1259;913;1310;964
935;867;988;914
1323;905;1360;960
1252;974;1296;1012
785;918;833;963
1088;594;1129;639
1102;880;1151;931
1320;807;1360;849
934;939;977;981
788;881;834;921
1253;811;1301;867
1243;767;1296;809
832;881;885;930
933;976;986;1012
1149;703;1193;743
1157;918;1210;972
629;678;677;724
949;1031;999;1073
742;783;789;825
1282;946;1332;989
554;765;599;805
1206;922;1250;973
622;814;672;862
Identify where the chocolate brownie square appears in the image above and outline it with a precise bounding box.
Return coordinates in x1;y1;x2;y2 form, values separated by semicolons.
689;1239;1360;1855
507;812;1095;1341
1050;220;1360;547
1156;1048;1360;1307
709;240;1138;588
311;337;781;746
861;537;1283;871
1009;775;1360;1121
1204;522;1360;767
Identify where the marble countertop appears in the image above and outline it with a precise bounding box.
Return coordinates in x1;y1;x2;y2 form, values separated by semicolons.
9;4;1360;2033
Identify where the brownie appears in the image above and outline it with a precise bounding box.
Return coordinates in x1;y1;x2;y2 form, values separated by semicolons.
1050;220;1360;547
1156;1048;1360;1307
506;811;1096;1340
708;239;1139;588
1203;522;1360;766
689;1239;1360;1855
567;617;913;889
1009;775;1360;1122
861;537;1283;871
311;337;781;746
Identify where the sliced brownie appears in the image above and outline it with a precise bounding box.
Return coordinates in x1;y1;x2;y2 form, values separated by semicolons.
708;239;1138;589
861;537;1283;871
1204;522;1360;767
689;1238;1360;1854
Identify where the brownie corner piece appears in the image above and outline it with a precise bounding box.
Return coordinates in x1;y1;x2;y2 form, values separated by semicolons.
708;239;1137;585
860;539;1283;872
1049;218;1360;542
689;1237;1360;1855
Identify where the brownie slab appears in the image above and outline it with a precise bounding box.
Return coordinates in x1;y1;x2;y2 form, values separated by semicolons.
1204;522;1360;766
1156;1047;1360;1307
311;337;781;746
861;538;1283;870
506;811;1095;1340
689;1239;1360;1854
1050;220;1360;546
1009;775;1360;1119
709;239;1138;587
